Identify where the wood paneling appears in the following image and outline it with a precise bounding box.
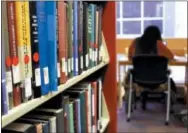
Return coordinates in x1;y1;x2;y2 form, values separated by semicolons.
116;38;187;56
102;2;117;133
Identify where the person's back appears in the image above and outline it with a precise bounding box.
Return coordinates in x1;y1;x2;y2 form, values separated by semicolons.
128;26;174;60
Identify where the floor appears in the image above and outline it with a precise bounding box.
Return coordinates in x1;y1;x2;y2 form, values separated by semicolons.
117;101;187;133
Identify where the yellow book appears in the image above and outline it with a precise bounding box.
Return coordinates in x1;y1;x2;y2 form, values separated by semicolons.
15;1;32;98
15;1;32;79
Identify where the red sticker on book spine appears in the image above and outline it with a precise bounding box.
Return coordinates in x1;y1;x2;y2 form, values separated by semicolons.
24;55;30;64
94;43;98;48
12;56;19;66
6;57;12;67
33;52;39;62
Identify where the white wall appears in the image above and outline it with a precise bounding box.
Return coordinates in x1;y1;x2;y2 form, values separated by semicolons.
175;1;187;38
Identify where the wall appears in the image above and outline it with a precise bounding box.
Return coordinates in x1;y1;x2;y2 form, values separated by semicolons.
116;38;187;56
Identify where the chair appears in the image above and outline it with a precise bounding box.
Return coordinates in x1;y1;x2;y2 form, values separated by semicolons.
126;55;171;125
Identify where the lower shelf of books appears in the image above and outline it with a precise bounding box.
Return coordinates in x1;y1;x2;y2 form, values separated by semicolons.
2;60;109;128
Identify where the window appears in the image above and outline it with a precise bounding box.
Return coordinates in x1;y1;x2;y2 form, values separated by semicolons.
116;1;187;39
116;1;164;38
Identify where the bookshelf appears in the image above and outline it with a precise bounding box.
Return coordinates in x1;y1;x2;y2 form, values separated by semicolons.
1;1;116;133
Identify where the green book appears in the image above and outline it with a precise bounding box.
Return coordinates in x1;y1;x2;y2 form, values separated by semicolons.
69;102;74;133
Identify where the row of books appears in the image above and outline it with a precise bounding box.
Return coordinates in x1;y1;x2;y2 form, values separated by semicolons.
1;1;104;115
2;78;103;133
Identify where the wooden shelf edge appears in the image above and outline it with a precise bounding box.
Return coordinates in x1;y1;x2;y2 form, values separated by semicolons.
100;118;110;133
2;61;109;128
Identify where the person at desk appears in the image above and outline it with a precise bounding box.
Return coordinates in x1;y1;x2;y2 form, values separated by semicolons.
123;25;177;110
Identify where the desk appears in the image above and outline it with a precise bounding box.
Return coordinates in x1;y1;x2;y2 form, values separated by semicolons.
117;55;187;108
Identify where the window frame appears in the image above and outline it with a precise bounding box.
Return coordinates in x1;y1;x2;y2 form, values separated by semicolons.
116;1;165;39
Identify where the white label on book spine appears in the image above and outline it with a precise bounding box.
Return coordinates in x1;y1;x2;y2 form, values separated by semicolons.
43;67;49;85
61;58;65;73
86;54;89;67
57;62;60;78
35;68;41;87
89;48;92;60
65;61;68;76
95;50;98;62
81;56;83;69
12;65;21;84
24;77;32;97
6;71;13;93
76;58;78;72
93;50;95;62
72;58;74;71
68;59;71;73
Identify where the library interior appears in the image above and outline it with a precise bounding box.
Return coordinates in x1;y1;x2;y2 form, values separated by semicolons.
1;1;187;133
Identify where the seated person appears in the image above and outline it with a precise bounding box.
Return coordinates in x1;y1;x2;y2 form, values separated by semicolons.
123;25;177;110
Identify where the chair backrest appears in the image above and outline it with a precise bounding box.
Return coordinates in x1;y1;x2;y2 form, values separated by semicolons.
132;55;169;85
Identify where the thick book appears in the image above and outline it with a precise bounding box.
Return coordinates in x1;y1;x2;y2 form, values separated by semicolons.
97;6;103;64
73;1;79;76
1;17;8;115
2;122;36;133
57;1;68;84
78;1;84;75
2;1;14;110
68;101;74;133
33;108;64;133
17;118;49;133
66;1;74;78
29;1;41;98
83;2;89;70
15;2;33;102
16;119;43;133
36;1;50;95
24;114;56;133
7;1;22;107
97;78;103;132
46;1;58;92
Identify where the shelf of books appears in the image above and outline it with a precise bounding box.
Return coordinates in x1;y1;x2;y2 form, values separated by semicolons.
2;1;117;133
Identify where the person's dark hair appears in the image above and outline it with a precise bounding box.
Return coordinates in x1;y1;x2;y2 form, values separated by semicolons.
138;25;162;55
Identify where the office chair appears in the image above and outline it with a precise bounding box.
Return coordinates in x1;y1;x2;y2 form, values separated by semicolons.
126;55;171;125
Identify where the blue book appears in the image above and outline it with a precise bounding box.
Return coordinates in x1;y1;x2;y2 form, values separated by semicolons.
36;1;50;95
1;27;8;115
46;1;57;91
73;1;79;76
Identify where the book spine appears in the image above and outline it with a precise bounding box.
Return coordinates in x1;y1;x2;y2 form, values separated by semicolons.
73;101;78;133
3;1;14;110
29;1;41;98
95;8;99;66
97;79;102;132
83;2;89;70
56;2;61;86
15;1;33;101
98;7;103;63
58;1;67;84
78;1;83;74
1;15;9;114
46;1;57;91
69;102;74;133
7;1;22;107
77;99;81;133
67;2;73;78
64;2;68;81
92;82;98;133
91;4;96;67
73;1;79;76
36;1;49;95
88;84;92;132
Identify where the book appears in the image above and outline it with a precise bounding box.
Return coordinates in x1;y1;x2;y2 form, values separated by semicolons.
29;1;41;98
2;122;36;133
16;119;43;133
15;1;33;102
33;108;64;133
1;14;8;114
36;1;50;95
17;118;49;133
24;114;56;133
46;1;58;92
2;1;14;110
